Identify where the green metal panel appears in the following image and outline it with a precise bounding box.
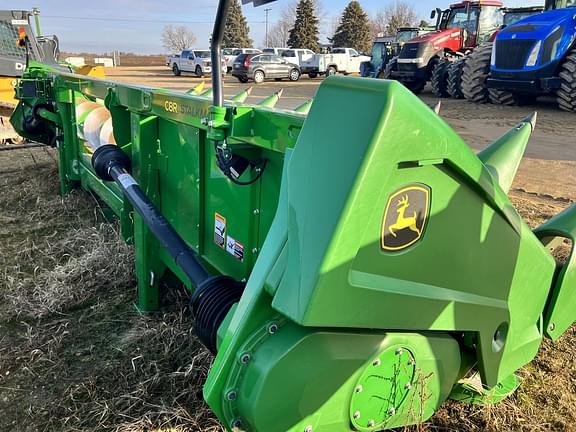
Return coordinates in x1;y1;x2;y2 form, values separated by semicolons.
534;205;576;340
270;78;555;388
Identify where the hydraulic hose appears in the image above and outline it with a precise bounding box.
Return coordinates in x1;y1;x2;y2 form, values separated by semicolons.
210;0;232;107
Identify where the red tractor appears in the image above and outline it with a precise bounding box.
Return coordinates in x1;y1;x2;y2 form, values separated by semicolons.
385;1;503;95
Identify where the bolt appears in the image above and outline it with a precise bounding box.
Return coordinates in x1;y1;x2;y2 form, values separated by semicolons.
253;209;260;215
408;359;416;366
304;426;313;432
549;323;556;332
367;420;375;427
404;383;412;390
149;271;155;287
201;117;208;125
240;353;251;364
195;245;200;250
372;359;381;367
226;390;237;401
232;419;243;429
353;411;361;419
395;348;403;356
355;385;363;393
268;323;278;334
241;278;247;283
387;407;396;416
252;248;258;254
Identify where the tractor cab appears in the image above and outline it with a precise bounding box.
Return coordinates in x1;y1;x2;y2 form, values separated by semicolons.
438;1;503;48
361;27;432;78
502;7;545;27
545;0;576;9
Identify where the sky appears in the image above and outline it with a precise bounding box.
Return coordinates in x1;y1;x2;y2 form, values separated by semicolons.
12;0;543;54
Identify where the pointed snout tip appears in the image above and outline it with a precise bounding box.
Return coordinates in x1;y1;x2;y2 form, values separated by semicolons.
523;112;538;131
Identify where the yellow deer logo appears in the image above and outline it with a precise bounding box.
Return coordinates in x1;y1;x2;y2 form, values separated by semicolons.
389;195;421;238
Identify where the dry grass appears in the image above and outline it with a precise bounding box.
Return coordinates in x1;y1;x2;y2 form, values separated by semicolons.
1;147;576;431
0;148;221;432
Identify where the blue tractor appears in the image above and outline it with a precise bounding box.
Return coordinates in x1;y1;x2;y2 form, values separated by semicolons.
463;0;576;110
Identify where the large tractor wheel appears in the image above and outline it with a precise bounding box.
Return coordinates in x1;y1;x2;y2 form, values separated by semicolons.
405;79;426;94
431;58;451;97
462;42;493;103
557;49;576;112
447;58;466;99
383;57;398;79
490;89;537;106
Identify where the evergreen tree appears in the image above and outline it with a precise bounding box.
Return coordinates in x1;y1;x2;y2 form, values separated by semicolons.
287;0;320;52
332;1;372;53
223;0;253;48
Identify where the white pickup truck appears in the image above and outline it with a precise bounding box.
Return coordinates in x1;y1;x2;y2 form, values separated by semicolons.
300;48;371;78
279;48;316;67
169;49;225;77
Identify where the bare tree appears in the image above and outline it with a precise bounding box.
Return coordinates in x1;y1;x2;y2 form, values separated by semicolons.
162;25;196;53
266;0;324;47
371;10;387;37
372;1;418;37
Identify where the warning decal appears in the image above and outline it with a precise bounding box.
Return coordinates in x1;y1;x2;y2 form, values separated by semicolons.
214;213;226;248
226;235;245;262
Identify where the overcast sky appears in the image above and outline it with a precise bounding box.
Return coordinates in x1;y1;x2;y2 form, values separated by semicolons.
15;0;543;54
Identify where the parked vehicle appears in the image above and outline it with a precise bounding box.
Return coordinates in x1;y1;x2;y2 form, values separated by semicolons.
463;0;574;109
300;48;371;78
361;27;434;78
385;1;503;95
166;54;179;66
223;48;261;72
232;53;300;83
280;48;316;66
262;47;291;56
169;49;225;77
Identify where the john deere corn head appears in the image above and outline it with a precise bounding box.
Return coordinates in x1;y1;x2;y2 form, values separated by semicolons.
9;0;576;430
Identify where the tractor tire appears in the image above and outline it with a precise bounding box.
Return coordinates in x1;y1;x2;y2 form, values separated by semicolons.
557;49;576;112
405;79;426;94
195;65;204;78
431;58;451;97
447;58;466;99
383;57;398;80
462;42;493;103
172;64;181;76
489;89;537;106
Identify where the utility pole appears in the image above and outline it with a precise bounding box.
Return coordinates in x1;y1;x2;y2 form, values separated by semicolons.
264;8;272;47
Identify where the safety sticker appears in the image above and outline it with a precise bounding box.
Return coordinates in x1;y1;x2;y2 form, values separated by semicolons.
226;235;245;262
214;213;226;248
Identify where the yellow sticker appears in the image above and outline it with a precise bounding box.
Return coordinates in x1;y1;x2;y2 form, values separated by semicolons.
214;212;226;249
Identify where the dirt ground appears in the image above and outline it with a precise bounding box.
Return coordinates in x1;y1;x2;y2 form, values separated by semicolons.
2;67;576;431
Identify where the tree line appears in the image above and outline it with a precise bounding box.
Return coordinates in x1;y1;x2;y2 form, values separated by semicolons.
162;0;420;54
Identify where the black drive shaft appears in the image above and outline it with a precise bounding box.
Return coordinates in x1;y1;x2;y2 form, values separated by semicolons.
92;145;210;287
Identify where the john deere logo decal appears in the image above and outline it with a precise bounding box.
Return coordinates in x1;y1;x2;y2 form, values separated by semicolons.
381;184;430;251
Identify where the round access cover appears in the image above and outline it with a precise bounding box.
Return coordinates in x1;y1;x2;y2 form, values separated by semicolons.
350;346;416;431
